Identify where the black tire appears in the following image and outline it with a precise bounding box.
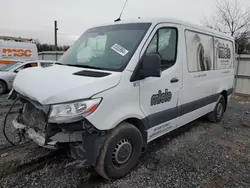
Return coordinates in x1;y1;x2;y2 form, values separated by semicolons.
0;80;7;95
207;95;226;123
95;122;143;180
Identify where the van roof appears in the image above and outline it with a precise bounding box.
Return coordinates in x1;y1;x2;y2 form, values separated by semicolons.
0;40;37;47
92;17;234;41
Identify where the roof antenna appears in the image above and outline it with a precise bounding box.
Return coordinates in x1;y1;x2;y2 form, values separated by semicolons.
114;0;128;22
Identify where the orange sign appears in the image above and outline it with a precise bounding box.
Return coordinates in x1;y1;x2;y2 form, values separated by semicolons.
0;60;14;65
2;48;32;57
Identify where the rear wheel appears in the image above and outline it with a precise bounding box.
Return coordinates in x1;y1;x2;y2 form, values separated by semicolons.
0;81;7;95
207;95;226;122
95;122;143;179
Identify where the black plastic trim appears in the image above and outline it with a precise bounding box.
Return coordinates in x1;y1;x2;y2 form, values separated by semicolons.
143;88;233;129
73;70;111;77
70;121;107;166
227;88;233;96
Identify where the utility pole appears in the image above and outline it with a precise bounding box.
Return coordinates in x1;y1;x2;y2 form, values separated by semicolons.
54;20;58;51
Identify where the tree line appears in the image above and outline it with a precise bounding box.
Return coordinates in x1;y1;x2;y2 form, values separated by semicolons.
35;42;70;52
203;0;250;54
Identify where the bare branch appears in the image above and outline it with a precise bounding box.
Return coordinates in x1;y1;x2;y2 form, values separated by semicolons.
203;0;250;38
202;0;250;54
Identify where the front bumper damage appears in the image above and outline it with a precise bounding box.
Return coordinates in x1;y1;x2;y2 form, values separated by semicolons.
12;118;82;149
9;93;107;166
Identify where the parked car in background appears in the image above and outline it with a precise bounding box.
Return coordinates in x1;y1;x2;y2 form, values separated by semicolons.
0;60;55;95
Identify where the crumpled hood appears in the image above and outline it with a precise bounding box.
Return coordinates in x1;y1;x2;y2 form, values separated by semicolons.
13;65;121;104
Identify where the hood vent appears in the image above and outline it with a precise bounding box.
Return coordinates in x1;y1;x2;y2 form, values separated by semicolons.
73;70;111;78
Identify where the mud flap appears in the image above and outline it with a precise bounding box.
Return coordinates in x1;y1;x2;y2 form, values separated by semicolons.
70;131;106;166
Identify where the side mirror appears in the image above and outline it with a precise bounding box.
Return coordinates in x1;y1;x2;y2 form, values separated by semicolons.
14;66;24;73
140;54;161;78
14;68;22;73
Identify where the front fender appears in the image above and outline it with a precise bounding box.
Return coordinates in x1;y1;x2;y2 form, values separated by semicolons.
86;100;145;130
86;70;145;131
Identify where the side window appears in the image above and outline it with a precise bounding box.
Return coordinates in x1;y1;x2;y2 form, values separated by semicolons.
40;62;54;68
146;28;178;70
23;63;37;68
30;63;38;67
214;37;233;70
146;34;157;54
185;30;214;72
14;63;37;73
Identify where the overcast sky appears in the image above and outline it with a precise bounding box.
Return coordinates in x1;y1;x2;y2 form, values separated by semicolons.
0;0;249;45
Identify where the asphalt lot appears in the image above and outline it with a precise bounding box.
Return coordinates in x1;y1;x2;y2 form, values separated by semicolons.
0;94;250;188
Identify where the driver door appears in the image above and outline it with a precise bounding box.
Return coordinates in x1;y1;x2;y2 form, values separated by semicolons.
139;24;182;142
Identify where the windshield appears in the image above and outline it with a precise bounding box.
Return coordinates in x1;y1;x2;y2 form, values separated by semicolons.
59;23;151;71
0;61;23;72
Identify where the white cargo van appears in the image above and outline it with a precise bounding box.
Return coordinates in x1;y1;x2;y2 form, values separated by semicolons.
8;18;234;179
0;41;38;67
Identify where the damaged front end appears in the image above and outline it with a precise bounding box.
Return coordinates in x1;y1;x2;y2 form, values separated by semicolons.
7;89;107;166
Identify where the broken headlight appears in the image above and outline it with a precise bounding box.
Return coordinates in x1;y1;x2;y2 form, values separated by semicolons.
48;98;102;123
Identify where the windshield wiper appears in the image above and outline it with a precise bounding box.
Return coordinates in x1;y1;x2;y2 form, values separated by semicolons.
67;64;103;70
55;62;68;66
55;63;103;70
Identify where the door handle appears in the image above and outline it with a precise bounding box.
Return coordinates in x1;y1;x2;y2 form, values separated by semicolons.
170;77;179;83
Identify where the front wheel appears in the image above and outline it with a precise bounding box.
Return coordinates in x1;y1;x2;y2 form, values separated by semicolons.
207;95;226;122
0;81;7;95
95;122;143;179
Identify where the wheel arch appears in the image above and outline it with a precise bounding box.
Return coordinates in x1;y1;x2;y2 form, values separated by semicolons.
220;90;228;112
0;79;8;93
120;117;148;151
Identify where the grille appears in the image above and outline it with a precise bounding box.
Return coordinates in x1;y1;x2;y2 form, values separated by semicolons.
20;102;47;131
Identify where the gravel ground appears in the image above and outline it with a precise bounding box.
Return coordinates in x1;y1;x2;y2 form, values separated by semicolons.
0;94;250;188
0;94;22;147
